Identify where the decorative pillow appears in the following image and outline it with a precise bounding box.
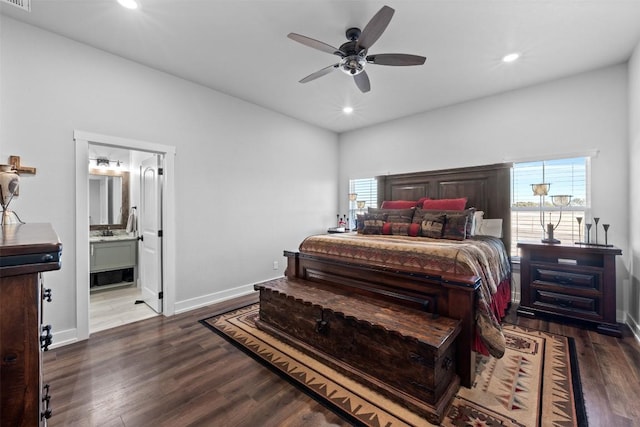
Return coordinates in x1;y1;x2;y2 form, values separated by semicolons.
420;213;446;238
443;213;468;240
408;223;421;237
362;213;387;235
380;200;418;209
390;222;411;235
416;197;430;208
368;207;414;224
421;197;467;211
413;207;476;237
381;222;392;235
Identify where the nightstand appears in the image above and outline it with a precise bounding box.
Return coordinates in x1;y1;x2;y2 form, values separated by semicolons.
517;241;622;337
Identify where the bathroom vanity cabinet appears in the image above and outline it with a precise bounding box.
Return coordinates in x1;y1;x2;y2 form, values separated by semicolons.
90;238;137;289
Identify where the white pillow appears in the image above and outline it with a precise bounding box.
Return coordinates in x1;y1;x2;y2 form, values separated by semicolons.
476;218;503;238
469;210;484;236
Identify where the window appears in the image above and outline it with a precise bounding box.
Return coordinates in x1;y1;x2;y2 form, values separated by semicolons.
348;178;377;226
511;157;588;257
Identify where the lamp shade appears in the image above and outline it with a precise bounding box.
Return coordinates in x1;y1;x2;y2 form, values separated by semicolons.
551;194;572;207
348;193;358;201
531;183;550;196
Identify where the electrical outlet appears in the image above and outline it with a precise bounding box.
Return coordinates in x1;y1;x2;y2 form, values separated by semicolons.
273;261;278;270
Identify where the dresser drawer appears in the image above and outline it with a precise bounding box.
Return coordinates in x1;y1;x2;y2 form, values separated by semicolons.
532;289;601;318
530;263;601;291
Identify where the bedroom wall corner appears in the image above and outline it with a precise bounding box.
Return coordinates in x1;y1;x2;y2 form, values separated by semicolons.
628;38;640;341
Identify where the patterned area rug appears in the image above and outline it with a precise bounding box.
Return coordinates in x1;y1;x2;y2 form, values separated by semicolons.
200;304;587;427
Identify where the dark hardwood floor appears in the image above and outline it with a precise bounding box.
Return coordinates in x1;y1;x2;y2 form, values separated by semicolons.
44;294;640;426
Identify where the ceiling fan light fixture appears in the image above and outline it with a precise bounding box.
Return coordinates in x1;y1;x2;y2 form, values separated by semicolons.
342;106;354;114
339;55;366;76
502;52;521;63
287;5;425;93
117;0;138;10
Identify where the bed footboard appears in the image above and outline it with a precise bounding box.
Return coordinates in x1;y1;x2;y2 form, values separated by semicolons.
284;250;479;388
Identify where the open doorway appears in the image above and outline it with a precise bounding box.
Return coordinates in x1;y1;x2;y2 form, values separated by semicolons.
87;145;163;332
75;131;176;341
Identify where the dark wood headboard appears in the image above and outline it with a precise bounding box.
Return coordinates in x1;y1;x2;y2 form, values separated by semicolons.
376;162;513;254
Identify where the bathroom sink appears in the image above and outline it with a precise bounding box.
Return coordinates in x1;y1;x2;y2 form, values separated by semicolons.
90;234;137;242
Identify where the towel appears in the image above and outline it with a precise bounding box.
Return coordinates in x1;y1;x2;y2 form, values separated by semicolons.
126;208;137;234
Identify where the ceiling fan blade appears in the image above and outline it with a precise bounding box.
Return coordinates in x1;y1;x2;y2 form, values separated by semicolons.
299;64;339;83
354;71;371;93
367;53;426;66
287;33;344;57
356;5;395;51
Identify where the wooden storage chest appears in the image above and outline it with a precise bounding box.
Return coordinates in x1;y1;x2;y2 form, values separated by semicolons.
254;277;461;424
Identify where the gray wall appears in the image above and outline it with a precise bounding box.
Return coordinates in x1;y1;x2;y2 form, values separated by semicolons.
0;17;339;338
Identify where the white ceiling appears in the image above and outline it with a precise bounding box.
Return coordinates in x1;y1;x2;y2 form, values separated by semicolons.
2;0;640;133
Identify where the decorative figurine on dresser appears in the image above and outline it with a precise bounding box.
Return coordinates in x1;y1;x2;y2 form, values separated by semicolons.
517;240;622;337
0;223;62;426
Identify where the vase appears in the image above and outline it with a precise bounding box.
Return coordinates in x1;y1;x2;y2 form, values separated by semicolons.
0;164;19;209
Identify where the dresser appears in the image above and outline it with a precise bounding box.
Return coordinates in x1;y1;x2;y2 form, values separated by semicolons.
517;241;622;337
0;223;62;426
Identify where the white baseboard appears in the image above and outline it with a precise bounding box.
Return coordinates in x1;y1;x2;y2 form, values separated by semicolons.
627;314;640;344
618;309;627;324
49;327;80;349
172;279;273;314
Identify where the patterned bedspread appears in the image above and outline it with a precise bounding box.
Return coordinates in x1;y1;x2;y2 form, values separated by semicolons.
299;233;511;358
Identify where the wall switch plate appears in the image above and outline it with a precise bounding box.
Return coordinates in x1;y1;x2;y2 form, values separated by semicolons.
272;261;278;270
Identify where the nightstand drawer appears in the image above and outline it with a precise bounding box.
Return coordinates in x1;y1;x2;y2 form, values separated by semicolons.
531;266;601;290
533;289;600;318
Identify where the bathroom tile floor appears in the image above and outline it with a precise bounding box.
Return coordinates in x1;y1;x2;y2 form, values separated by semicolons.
90;285;158;333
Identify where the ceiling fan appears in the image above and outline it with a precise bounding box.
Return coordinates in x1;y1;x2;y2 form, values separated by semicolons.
287;5;426;93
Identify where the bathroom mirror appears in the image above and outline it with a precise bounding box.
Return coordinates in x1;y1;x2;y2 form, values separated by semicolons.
89;169;130;229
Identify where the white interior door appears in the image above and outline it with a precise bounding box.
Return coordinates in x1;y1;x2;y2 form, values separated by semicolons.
140;155;163;313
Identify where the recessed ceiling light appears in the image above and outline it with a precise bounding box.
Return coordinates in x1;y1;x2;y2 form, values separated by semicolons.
342;106;354;114
117;0;138;10
502;52;520;63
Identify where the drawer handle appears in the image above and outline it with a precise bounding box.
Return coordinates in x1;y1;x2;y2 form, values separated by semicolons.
41;383;52;420
555;298;573;308
40;325;53;351
554;276;573;285
42;384;51;408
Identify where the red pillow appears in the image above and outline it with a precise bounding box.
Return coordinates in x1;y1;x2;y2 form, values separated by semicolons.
381;222;392;235
421;197;467;211
416;197;430;208
381;200;418;209
408;223;421;237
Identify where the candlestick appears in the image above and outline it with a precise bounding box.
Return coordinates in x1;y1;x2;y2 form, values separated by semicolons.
576;216;582;243
603;224;610;246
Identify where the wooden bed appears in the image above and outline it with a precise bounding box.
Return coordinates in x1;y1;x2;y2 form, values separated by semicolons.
283;162;512;388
